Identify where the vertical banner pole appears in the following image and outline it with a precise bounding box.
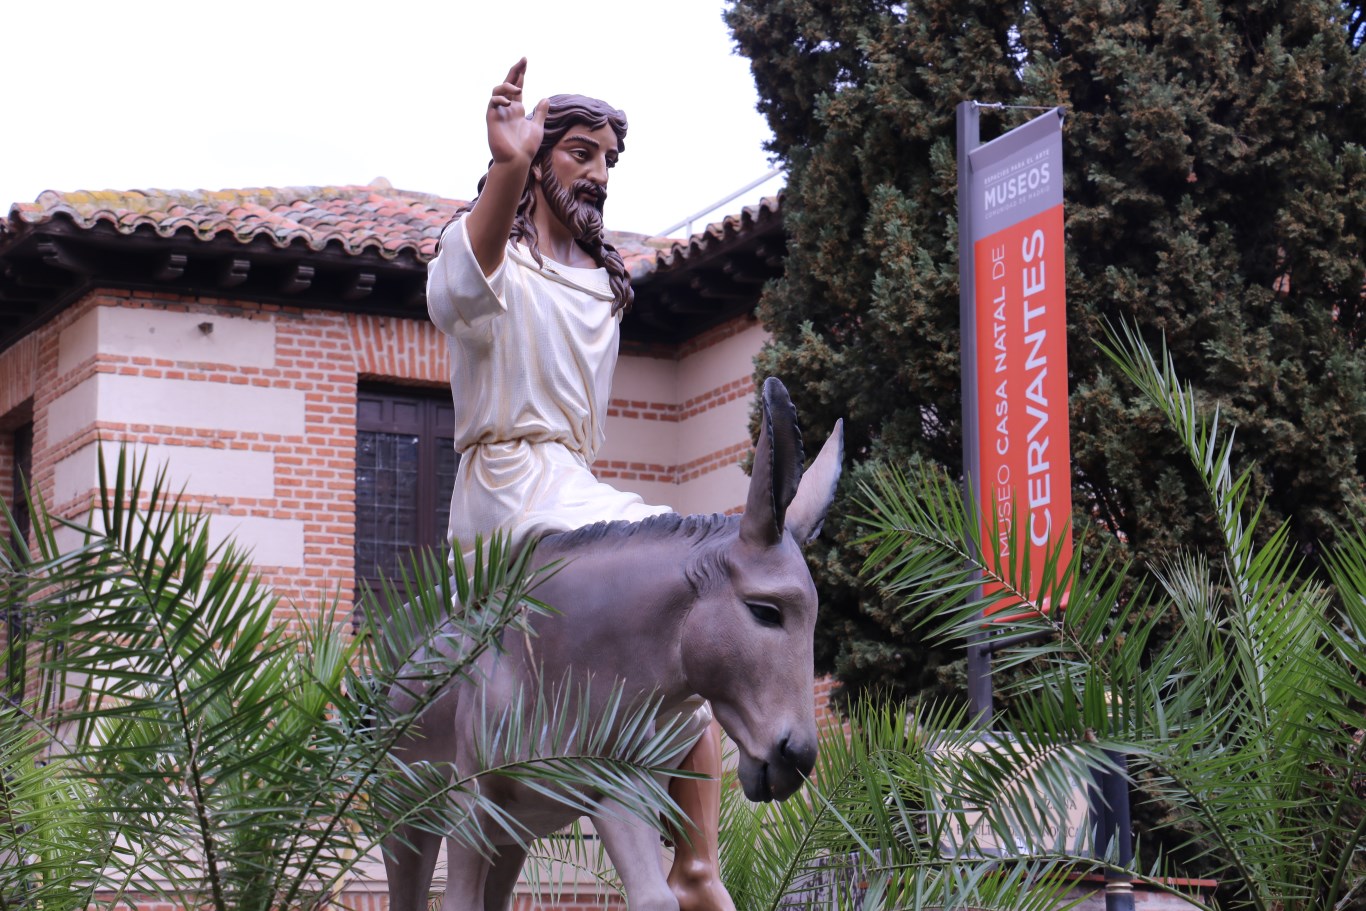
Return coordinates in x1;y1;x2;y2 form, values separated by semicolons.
959;103;1071;724
959;103;1107;873
1102;751;1137;911
956;101;993;725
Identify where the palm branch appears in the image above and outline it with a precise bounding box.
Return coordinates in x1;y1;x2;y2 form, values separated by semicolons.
826;320;1366;909
0;447;692;910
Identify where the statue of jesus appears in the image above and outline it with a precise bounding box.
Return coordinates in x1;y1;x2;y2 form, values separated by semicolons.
424;58;735;911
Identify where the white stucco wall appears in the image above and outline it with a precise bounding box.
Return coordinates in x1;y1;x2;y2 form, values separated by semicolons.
43;300;325;588
58;305;277;376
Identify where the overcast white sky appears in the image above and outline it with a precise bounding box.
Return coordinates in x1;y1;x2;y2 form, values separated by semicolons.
4;1;781;239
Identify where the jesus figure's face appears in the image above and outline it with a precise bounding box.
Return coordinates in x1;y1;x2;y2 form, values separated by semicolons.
535;121;620;246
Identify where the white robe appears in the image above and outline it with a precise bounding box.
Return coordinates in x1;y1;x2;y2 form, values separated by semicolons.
426;216;670;559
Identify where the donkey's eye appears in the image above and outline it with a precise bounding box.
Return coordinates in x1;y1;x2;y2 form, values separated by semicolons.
747;602;782;627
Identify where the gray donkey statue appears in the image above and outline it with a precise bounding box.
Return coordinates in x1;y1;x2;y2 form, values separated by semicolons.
385;377;844;911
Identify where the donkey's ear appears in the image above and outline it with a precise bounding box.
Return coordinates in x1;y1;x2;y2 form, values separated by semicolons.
740;378;805;547
785;419;843;546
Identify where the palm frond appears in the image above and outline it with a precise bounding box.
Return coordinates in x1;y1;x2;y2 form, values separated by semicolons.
3;446;693;910
359;673;698;859
717;700;1141;911
842;322;1366;909
0;701;115;911
520;820;624;907
718;700;937;911
859;461;1080;638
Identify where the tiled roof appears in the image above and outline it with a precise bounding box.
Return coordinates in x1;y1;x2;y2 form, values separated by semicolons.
0;180;784;352
4;179;674;279
655;194;782;272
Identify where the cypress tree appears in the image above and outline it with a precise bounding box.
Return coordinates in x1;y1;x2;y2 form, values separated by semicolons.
726;0;1366;707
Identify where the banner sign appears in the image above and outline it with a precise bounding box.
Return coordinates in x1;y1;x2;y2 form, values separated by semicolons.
960;108;1071;618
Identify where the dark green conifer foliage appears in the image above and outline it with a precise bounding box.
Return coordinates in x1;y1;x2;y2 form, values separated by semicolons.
726;0;1366;707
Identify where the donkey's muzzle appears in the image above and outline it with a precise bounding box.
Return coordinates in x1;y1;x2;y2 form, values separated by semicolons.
740;733;817;803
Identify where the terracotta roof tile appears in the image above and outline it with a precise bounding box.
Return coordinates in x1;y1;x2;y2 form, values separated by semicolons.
5;180;675;277
654;193;783;272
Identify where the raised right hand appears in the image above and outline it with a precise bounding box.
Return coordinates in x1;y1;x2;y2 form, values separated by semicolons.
487;58;550;165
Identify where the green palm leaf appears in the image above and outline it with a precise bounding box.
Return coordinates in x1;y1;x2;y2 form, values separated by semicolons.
834;320;1366;910
2;446;695;911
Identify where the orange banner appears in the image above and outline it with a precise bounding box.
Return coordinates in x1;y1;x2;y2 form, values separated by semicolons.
972;204;1071;617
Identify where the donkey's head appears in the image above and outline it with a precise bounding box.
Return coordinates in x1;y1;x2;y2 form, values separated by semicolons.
680;378;843;802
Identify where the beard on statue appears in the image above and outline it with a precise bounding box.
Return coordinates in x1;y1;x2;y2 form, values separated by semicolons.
539;164;607;247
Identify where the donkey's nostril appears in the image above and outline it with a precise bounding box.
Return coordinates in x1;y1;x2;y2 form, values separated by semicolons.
780;734;817;777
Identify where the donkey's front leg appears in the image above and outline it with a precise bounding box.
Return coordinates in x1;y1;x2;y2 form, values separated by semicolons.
482;843;529;911
383;823;441;911
441;836;492;911
596;801;678;911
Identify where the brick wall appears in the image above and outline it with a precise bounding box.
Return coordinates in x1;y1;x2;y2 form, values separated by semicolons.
0;333;37;422
509;893;624;910
350;312;449;385
28;292;457;622
0;428;15;517
599;374;757;498
0;426;12;679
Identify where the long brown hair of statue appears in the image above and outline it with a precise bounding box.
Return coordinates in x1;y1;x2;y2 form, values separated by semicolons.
463;94;634;315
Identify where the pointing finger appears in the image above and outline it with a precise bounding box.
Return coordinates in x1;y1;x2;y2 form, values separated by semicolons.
504;57;527;89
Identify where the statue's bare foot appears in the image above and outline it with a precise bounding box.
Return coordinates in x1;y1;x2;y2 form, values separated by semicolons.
669;858;737;911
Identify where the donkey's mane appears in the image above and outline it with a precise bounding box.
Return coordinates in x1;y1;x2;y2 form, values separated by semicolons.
541;511;738;553
540;512;740;593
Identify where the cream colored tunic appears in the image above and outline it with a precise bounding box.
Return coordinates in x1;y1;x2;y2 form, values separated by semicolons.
427;216;670;559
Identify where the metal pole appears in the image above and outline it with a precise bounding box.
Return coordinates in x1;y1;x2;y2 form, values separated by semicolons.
957;100;992;725
1101;751;1136;911
1092;750;1135;911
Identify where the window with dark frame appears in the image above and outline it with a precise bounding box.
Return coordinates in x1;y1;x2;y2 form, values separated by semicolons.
354;388;457;623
